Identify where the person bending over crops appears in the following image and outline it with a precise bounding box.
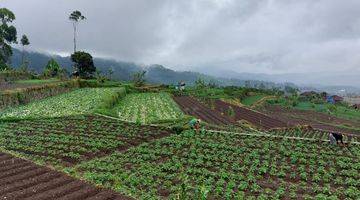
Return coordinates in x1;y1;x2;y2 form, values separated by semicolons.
331;132;344;146
329;133;336;145
189;118;201;133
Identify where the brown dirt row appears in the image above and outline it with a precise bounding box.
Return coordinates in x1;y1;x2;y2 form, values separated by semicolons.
173;96;236;126
213;100;288;130
173;96;288;130
0;152;133;200
260;105;360;136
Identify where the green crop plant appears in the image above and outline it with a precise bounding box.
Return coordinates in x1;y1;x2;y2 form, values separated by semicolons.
115;92;184;124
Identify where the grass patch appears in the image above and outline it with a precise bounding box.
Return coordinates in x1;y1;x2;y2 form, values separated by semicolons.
241;94;267;106
14;78;60;84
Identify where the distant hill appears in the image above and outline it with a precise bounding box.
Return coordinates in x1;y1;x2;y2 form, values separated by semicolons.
10;48;292;89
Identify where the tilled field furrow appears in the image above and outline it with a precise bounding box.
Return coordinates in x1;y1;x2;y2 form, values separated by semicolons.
0;168;49;186
214;100;288;129
0;177;73;199
173;96;235;126
0;152;134;199
0;155;16;162
0;161;28;173
56;186;99;200
0;165;38;180
0;172;60;195
24;180;85;200
85;192;131;200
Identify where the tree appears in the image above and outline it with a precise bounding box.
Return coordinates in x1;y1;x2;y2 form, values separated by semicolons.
43;58;61;77
0;8;17;70
69;11;86;53
20;34;30;71
195;78;206;89
71;51;96;78
132;70;146;87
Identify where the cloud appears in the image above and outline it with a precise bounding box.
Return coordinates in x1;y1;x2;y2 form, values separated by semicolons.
2;0;360;77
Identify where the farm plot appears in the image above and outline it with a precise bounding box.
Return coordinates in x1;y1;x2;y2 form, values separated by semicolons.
0;152;132;200
173;96;236;126
0;115;172;166
268;128;360;143
241;94;267;106
0;88;123;119
260;105;360;135
116;93;184;124
213;100;288;130
75;130;360;199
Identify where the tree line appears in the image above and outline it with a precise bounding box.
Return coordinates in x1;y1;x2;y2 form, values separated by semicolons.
0;8;96;79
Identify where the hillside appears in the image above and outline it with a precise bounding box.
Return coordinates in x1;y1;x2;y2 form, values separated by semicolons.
11;49;287;88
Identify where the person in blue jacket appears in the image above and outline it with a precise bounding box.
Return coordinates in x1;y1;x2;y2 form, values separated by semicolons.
189;118;201;133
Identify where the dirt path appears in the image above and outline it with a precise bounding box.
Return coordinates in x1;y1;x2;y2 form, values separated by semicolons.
0;152;133;200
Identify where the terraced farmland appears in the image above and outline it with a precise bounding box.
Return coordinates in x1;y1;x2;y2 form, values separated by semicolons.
74;130;360;199
0;115;172;166
268;128;360;143
213;100;288;130
0;88;359;200
0;152;132;200
173;96;236;126
116;93;184;124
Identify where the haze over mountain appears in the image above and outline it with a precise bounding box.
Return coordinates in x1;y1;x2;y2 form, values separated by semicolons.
11;49;286;89
197;68;360;87
2;0;360;87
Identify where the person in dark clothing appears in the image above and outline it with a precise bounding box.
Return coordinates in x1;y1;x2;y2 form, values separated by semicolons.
331;132;344;145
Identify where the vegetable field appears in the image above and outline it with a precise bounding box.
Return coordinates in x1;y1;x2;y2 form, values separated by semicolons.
116;93;184;124
74;130;360;199
0;88;123;119
0;115;172;166
0;152;132;200
269;128;360;143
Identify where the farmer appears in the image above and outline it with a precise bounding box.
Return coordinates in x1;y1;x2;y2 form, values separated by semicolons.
189;118;201;133
331;132;344;146
329;133;336;145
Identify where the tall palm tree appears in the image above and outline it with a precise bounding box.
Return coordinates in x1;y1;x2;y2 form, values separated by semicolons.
20;34;30;67
69;11;86;53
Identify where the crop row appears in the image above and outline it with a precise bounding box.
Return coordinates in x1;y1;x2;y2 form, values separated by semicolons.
0;115;171;166
75;130;360;199
268;128;360;143
116;93;184;124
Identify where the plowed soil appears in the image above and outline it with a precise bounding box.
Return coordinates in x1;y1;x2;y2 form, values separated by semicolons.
173;96;236;126
0;152;133;200
213;100;288;130
173;96;287;130
260;105;360;135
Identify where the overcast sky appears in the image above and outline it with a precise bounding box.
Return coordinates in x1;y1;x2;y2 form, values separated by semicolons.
2;0;360;76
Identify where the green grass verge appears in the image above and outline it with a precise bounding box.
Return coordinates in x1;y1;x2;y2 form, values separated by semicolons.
241;94;267;106
14;78;60;84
